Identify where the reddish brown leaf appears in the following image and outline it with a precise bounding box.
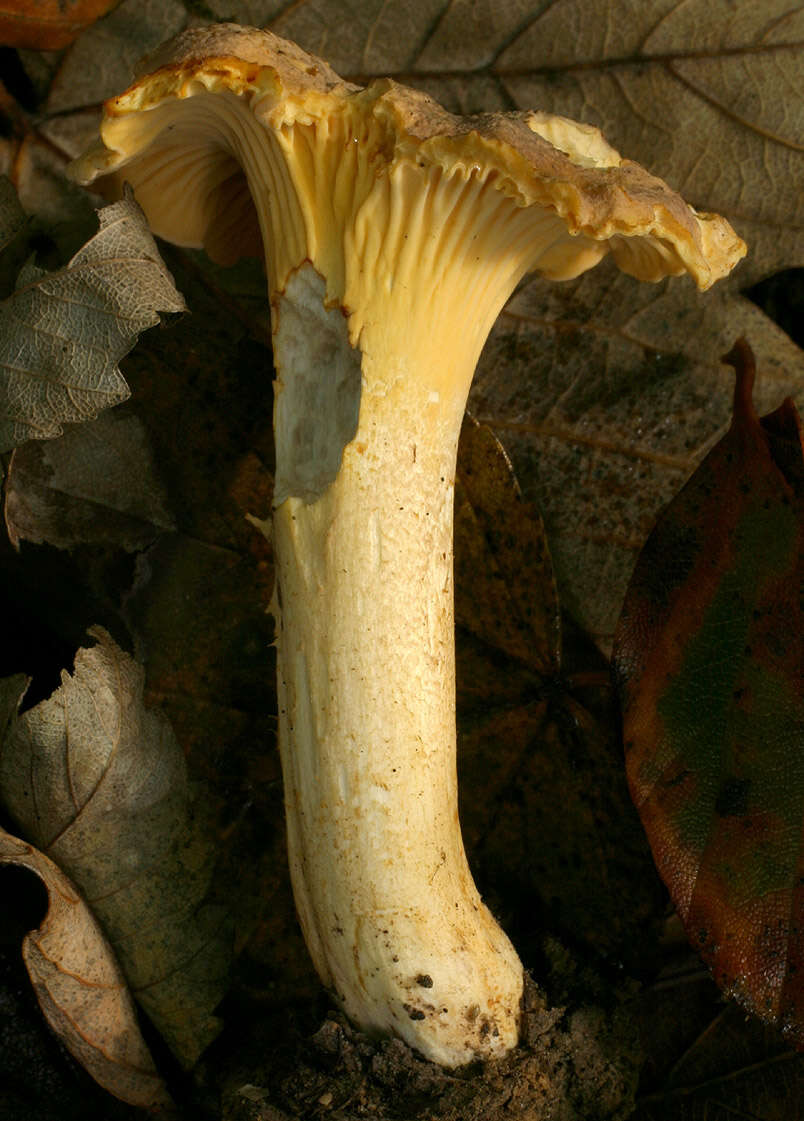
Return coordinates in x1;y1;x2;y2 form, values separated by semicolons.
0;0;121;49
613;338;804;1045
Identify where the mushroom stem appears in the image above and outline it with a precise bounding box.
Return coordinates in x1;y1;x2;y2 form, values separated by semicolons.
271;262;523;1064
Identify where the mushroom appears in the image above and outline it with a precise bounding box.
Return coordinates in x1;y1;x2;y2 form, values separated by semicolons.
69;24;746;1067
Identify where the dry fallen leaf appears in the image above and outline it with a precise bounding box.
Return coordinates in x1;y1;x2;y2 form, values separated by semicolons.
471;265;804;648
0;183;185;456
453;416;662;969
459;1;804;647
635;968;803;1121
455;415;560;676
0;176;26;255
4;407;176;550
0;820;170;1108
410;0;803;282
0;630;232;1069
0;138;101;267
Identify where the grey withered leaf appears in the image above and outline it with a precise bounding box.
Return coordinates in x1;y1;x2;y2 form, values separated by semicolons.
0;824;171;1110
0;184;185;455
0;629;232;1069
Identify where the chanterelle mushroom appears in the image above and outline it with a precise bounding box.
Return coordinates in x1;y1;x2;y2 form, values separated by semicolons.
70;24;745;1067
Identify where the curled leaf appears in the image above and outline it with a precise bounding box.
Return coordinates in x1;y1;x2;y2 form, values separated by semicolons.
0;630;231;1068
0;825;170;1109
613;338;804;1045
0;185;185;456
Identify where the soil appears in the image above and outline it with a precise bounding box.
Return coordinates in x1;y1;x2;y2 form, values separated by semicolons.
220;977;642;1121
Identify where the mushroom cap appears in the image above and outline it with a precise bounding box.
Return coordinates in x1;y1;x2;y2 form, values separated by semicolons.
69;24;745;293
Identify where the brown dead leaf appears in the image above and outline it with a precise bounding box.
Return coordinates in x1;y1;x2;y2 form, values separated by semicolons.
451;411;662;970
0;0;122;50
414;0;804;283
0;823;170;1110
124;533;274;746
0;176;26;255
1;133;100;265
122;531;281;961
613;339;804;1049
459;682;664;971
112;241;277;769
635;964;804;1121
455;415;560;675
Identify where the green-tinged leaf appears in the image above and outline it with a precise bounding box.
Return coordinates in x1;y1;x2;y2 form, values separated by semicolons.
455;414;561;675
0;186;185;456
0;177;26;255
613;338;804;1045
0;825;170;1110
0;629;232;1068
